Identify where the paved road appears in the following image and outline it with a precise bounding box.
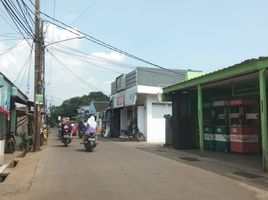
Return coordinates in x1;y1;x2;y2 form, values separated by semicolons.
1;128;268;200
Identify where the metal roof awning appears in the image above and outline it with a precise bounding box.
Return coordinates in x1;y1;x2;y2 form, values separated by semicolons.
163;57;268;95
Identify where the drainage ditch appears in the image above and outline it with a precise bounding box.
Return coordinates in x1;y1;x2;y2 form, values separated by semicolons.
0;173;9;183
179;156;201;162
8;160;18;168
233;171;263;179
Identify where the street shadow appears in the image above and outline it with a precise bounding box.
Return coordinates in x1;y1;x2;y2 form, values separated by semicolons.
51;144;67;148
75;148;95;153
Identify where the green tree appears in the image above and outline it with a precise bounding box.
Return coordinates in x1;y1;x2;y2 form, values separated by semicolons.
50;91;109;123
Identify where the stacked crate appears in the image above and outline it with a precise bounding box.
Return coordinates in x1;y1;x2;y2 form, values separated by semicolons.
204;126;214;150
212;100;230;152
229;100;259;153
203;102;215;150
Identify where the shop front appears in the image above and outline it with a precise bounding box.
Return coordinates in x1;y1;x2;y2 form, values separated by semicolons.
0;73;28;166
111;85;172;143
163;58;268;171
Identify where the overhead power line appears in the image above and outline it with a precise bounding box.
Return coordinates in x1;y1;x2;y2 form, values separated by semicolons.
47;20;185;76
0;0;35;48
50;43;185;78
13;42;33;83
26;0;185;77
0;42;27;56
46;49;109;94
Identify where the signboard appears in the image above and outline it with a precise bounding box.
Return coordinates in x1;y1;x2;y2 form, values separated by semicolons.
0;85;11;112
111;87;137;108
110;92;125;108
35;94;43;105
117;94;125;107
125;87;137;106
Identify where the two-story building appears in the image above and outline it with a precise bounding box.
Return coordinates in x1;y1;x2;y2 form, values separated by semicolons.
109;67;203;143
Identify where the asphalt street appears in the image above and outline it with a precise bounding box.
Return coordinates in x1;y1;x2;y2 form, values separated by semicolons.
1;128;268;200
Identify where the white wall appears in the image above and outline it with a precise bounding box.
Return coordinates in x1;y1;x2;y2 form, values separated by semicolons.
137;106;145;138
151;103;172;142
145;95;153;142
145;95;172;143
0;140;5;166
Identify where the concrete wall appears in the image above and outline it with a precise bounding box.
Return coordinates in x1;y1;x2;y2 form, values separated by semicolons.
0;140;4;166
137;106;145;137
145;95;172;143
150;103;172;143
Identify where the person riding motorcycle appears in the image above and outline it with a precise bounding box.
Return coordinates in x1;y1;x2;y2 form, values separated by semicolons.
82;116;97;143
61;118;72;139
78;120;86;138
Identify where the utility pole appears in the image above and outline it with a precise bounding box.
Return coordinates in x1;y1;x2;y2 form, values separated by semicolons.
41;20;45;125
33;0;42;151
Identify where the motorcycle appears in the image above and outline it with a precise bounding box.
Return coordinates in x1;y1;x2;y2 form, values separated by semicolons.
84;132;97;152
61;125;72;147
6;132;16;153
78;129;84;139
40;128;44;146
119;127;145;142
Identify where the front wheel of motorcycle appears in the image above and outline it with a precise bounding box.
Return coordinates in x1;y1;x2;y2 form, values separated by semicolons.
85;143;93;152
64;141;68;147
137;132;145;142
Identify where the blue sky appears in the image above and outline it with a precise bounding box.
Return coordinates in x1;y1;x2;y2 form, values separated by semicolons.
46;0;268;69
0;0;268;105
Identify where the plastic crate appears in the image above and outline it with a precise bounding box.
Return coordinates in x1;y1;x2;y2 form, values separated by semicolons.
212;100;229;107
215;141;230;152
215;134;230;152
213;126;229;134
229;125;258;135
204;133;215;150
230;134;259;153
204;126;212;134
230;99;257;106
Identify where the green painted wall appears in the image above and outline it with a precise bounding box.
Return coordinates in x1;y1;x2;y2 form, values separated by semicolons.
10;109;16;133
0;114;4;140
186;71;206;80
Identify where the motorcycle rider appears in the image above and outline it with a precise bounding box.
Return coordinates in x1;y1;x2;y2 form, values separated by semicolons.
61;118;72;140
82;116;97;143
78;120;86;138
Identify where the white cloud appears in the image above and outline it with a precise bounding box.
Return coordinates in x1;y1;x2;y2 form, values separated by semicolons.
0;40;32;80
44;23;83;48
0;25;124;106
90;52;125;63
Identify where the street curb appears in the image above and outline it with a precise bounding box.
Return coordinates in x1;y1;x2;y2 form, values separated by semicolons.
0;164;8;174
0;151;26;175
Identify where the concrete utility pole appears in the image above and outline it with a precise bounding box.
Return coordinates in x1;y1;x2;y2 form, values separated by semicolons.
33;0;42;151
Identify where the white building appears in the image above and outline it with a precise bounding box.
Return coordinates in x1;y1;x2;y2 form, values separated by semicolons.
110;67;202;143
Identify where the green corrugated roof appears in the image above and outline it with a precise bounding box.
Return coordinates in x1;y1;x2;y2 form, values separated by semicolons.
163;57;268;94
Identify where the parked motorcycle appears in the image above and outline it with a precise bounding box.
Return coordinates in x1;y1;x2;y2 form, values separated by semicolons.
119;127;145;142
61;124;72;147
6;132;16;153
84;133;97;152
40;128;44;146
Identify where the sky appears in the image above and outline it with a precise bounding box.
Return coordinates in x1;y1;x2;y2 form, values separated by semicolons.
0;0;268;106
